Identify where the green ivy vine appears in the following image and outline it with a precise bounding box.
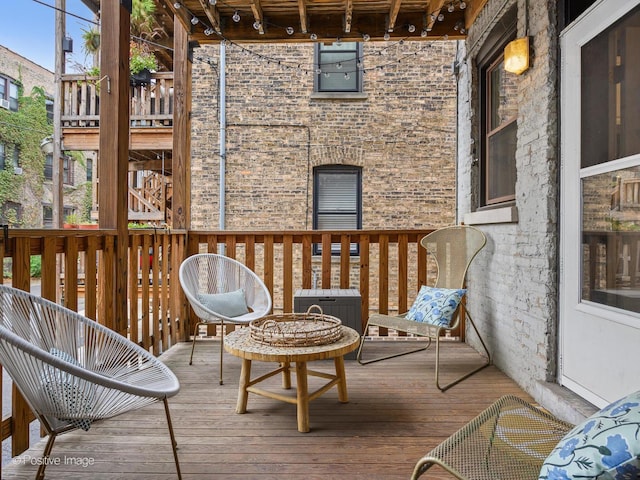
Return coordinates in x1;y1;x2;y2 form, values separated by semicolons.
0;81;53;227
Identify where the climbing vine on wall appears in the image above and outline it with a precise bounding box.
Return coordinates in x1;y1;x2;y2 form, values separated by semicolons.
0;83;53;227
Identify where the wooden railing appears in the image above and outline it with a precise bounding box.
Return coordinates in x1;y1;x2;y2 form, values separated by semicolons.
60;72;174;128
0;228;434;467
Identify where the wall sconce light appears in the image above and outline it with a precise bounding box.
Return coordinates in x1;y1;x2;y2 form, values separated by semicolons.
504;37;530;75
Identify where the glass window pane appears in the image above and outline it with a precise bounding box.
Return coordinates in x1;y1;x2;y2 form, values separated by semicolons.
487;121;517;202
582;165;640;313
581;5;640;168
317;214;358;230
489;61;518;131
317;172;357;211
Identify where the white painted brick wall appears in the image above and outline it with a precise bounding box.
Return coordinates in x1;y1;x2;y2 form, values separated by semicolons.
456;0;560;392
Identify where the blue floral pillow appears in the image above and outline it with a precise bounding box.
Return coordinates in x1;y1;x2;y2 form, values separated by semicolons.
405;285;466;327
538;390;640;480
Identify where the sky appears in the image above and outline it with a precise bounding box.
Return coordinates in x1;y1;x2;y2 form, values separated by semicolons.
0;0;96;72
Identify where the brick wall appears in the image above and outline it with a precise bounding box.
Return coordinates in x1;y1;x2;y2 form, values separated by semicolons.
191;41;458;231
0;45;88;228
190;41;459;310
456;0;560;394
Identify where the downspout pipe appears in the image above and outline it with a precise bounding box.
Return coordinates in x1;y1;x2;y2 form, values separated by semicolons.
219;41;226;234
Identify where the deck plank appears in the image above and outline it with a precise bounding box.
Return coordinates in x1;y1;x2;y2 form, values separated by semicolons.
2;340;532;479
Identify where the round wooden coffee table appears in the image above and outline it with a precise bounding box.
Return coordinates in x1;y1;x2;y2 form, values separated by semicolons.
224;325;360;433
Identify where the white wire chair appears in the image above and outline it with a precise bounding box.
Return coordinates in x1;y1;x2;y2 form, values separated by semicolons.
0;285;182;480
179;253;272;384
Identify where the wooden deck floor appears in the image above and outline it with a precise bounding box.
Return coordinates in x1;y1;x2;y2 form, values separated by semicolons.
2;339;533;479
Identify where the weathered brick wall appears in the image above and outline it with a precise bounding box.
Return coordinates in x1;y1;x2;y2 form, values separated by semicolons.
0;46;55;96
191;41;458;231
456;0;560;393
190;41;459;311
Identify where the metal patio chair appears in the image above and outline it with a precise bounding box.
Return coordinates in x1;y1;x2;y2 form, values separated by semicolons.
179;253;272;384
357;225;491;391
0;285;182;480
411;395;573;479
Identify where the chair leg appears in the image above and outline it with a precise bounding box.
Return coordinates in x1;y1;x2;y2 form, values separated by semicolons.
163;398;182;480
435;311;491;392
219;320;225;385
189;321;204;365
356;321;431;365
36;432;57;480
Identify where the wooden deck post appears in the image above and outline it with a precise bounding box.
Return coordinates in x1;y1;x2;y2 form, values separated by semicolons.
98;0;131;336
172;20;192;230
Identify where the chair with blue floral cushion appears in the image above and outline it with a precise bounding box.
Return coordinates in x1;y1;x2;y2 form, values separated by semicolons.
356;225;491;391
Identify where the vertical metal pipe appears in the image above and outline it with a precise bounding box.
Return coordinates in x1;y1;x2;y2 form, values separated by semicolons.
219;42;226;233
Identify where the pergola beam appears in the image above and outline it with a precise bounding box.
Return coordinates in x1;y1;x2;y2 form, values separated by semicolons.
250;0;265;34
426;0;447;31
344;0;353;33
198;0;221;34
297;0;308;34
388;0;402;32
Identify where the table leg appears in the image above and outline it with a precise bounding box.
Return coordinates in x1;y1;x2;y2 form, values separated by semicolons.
334;355;349;403
295;361;310;433
236;358;251;414
282;361;291;389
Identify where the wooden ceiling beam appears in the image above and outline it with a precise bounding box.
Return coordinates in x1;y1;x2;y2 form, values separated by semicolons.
160;0;193;35
297;0;308;34
426;0;447;31
387;0;403;32
197;0;221;34
344;0;353;33
250;0;266;35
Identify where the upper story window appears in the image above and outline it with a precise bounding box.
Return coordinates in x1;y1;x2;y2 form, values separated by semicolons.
86;157;93;182
0;143;20;172
44;153;53;180
478;11;518;208
45;97;54;124
313;165;362;255
63;155;73;185
315;42;363;93
0;76;20;111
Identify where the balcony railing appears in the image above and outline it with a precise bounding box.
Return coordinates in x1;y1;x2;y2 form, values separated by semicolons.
0;227;435;470
60;72;174;128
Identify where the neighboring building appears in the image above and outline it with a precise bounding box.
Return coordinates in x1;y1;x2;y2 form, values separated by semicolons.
190;40;459;310
0;45;88;228
456;0;640;418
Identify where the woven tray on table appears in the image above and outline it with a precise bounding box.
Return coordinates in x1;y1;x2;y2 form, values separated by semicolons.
249;305;342;347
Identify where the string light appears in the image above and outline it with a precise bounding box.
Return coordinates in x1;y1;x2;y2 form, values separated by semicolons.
459;1;467;9
208;0;216;4
286;26;295;35
383;33;390;41
191;16;199;25
362;33;370;41
173;2;180;8
438;13;445;21
232;11;240;22
448;2;455;12
407;24;416;33
253;21;261;30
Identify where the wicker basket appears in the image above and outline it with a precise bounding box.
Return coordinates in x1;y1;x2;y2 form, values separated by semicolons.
249;305;343;347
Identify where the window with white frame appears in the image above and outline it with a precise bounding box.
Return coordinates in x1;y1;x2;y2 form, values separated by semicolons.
313;165;362;254
315;42;363;93
0;76;20;111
